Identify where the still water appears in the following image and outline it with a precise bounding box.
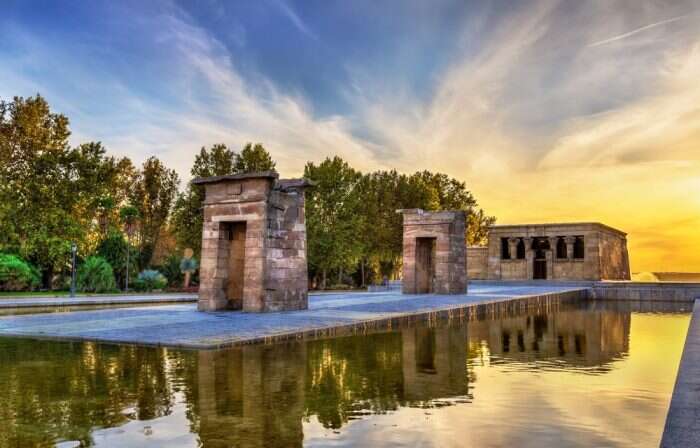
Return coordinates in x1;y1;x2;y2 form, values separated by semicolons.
0;301;691;448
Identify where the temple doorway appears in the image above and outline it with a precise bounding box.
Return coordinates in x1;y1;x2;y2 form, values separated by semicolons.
225;222;247;308
533;250;547;279
531;238;550;280
415;237;436;293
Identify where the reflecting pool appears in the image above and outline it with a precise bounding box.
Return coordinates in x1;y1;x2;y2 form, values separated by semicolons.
0;301;691;447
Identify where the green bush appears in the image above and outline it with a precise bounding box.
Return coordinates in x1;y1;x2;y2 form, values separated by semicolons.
134;270;167;292
77;256;117;293
156;255;183;287
96;231;138;289
0;253;40;291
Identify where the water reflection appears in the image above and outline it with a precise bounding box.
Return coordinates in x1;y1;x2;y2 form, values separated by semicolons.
0;302;689;447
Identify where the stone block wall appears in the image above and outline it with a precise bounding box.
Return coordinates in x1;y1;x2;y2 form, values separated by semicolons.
195;172;311;312
466;246;488;280
399;209;467;294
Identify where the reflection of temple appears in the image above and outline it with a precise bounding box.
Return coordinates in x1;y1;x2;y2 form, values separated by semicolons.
467;308;630;368
196;344;306;448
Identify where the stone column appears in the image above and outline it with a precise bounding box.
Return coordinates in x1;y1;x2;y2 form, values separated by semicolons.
524;237;534;279
545;248;554;280
507;237;519;259
565;236;576;260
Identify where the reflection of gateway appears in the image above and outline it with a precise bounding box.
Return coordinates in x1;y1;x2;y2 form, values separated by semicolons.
196;344;306;448
401;327;469;402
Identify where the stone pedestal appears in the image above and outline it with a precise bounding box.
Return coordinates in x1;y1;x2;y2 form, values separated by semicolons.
194;172;313;312
398;209;467;295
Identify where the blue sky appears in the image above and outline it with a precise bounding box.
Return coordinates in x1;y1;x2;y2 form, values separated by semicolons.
1;0;700;271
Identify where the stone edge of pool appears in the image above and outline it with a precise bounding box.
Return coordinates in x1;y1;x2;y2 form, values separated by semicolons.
0;288;588;350
660;298;700;448
0;294;198;308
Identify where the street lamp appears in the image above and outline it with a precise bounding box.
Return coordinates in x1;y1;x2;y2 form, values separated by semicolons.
70;243;77;297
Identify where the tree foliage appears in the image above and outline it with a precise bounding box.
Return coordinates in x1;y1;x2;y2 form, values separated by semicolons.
0;95;133;287
129;157;179;268
234;143;276;173
304;157;364;288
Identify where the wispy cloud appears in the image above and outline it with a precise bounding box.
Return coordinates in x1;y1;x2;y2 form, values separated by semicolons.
587;15;688;48
271;0;317;40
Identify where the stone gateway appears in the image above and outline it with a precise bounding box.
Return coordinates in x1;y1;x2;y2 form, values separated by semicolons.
398;209;467;294
194;172;313;312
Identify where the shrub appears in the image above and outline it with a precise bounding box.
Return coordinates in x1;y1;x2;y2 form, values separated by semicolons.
96;231;138;289
77;256;117;293
0;253;40;291
134;270;167;292
156;255;183;287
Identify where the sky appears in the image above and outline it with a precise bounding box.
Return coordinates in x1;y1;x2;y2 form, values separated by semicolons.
1;0;699;272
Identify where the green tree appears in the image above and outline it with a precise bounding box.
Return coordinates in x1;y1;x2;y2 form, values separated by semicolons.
234;143;276;173
129;157;179;268
0;95;133;287
304;157;364;288
171;144;237;256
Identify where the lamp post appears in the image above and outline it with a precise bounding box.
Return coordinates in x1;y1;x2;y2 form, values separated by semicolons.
70;243;77;298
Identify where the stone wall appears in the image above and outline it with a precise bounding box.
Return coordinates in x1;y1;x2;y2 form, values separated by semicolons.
466;246;488;280
399;209;467;294
195;172;311;312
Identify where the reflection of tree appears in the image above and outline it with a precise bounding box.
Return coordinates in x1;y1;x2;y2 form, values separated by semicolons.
0;338;179;447
304;332;405;429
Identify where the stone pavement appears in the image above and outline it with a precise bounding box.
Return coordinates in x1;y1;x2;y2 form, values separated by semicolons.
0;293;198;308
661;299;700;447
0;284;585;349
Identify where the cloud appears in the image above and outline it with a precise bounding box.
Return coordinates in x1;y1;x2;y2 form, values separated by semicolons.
2;0;699;271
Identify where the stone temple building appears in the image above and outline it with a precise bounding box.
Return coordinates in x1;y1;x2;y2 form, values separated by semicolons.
467;223;630;281
398;209;467;294
194;172;312;312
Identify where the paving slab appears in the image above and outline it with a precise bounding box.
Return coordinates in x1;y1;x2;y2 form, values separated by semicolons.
0;293;198;308
661;299;700;447
0;285;587;349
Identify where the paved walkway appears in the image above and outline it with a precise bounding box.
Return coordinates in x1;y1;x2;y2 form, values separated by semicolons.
0;293;198;308
0;285;585;349
661;299;700;447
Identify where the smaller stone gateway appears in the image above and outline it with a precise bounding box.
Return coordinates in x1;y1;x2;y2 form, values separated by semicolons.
194;171;313;312
398;209;467;295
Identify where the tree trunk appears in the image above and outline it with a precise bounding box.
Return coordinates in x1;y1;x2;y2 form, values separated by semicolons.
322;269;327;290
338;267;343;285
361;261;365;288
42;267;53;290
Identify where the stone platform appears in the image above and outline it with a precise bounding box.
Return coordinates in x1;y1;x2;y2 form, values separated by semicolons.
0;285;586;349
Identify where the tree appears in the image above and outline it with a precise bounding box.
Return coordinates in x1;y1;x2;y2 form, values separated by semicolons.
304;157;364;288
129;157;179;268
171;144;237;256
0;95;133;287
234;143;276;173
